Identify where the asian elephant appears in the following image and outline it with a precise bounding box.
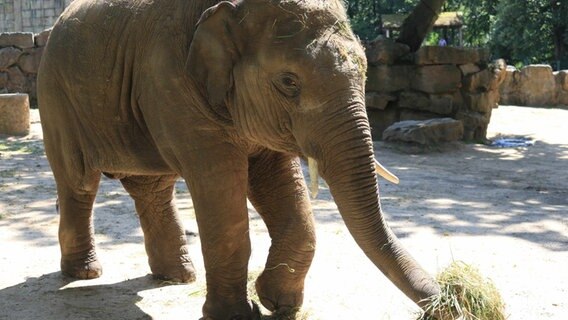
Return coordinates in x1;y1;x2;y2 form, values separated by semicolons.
38;0;441;318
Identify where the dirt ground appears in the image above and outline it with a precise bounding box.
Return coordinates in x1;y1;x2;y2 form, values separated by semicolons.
1;105;566;320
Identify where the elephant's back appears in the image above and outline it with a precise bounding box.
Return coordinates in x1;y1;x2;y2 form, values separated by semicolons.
38;0;174;175
39;0;143;119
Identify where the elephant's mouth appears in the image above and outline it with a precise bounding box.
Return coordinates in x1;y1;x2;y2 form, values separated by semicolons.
305;156;399;198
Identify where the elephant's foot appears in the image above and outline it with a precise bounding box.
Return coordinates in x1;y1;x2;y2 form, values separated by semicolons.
201;300;261;320
61;252;102;279
255;269;304;312
149;254;197;283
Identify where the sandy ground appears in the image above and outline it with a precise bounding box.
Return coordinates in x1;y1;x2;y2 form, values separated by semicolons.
0;105;567;320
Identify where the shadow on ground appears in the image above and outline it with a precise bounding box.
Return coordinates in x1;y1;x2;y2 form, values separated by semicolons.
0;272;159;319
2;112;566;253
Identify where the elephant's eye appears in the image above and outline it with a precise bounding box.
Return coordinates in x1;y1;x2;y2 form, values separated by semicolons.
274;73;300;98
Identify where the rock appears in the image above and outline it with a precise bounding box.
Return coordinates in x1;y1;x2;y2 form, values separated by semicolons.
34;29;51;47
462;60;507;94
490;59;508;89
500;64;566;106
366;65;411;93
399;109;440;121
0;47;23;71
367;107;398;140
0;33;35;49
383;118;464;145
463;91;499;113
519;65;556;106
556;90;568;106
498;67;522;105
554;70;568;92
414;46;489;65
365;92;396;110
19;47;44;74
27;74;38;103
462;69;495;93
459;63;481;77
456;110;491;141
6;66;28;92
399;92;454;115
429;94;455;115
411;65;462;94
0;93;30;136
365;38;410;65
397;91;430;110
0;72;7;87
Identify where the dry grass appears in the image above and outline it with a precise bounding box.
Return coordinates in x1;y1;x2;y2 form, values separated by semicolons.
419;261;506;320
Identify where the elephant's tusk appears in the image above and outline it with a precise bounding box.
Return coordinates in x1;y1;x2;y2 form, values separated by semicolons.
375;159;400;184
308;157;319;199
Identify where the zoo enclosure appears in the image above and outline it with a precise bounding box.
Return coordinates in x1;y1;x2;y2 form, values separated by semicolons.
0;0;73;33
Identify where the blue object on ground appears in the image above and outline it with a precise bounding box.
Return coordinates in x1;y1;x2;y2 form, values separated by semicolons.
490;138;534;148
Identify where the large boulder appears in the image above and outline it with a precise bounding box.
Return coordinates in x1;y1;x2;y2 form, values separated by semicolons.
0;93;30;136
500;65;568;107
383;118;464;145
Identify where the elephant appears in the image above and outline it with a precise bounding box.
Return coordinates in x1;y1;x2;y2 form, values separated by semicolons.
37;0;441;318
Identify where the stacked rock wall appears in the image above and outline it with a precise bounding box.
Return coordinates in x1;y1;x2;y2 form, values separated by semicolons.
499;65;568;107
0;29;48;106
2;30;507;142
365;39;506;142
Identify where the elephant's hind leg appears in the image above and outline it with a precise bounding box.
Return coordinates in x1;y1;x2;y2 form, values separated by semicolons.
120;174;196;283
248;151;316;313
54;165;103;279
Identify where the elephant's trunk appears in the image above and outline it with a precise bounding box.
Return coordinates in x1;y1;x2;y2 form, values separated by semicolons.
301;100;440;307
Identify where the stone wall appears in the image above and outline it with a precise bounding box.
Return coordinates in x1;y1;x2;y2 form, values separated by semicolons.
499;65;568;107
364;39;506;141
0;29;49;106
0;0;72;33
1;29;506;142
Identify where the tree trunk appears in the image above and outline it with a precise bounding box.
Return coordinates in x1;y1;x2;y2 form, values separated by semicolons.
397;0;447;52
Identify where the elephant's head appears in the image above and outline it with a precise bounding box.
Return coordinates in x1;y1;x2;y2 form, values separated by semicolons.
188;0;441;310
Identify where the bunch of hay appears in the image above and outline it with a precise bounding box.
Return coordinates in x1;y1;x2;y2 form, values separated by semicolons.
419;261;506;320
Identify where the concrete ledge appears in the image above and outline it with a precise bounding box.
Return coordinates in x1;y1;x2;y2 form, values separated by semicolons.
0;93;29;136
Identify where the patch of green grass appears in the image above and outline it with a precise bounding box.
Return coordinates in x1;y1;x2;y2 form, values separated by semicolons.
418;261;506;320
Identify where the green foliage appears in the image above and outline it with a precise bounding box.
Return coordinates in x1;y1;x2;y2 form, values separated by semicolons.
345;0;418;40
490;0;568;68
346;0;568;69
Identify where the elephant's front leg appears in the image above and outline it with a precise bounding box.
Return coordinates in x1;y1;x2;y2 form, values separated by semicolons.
248;151;316;313
186;146;257;320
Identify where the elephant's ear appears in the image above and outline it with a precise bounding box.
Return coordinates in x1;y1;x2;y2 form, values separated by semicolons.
187;2;241;116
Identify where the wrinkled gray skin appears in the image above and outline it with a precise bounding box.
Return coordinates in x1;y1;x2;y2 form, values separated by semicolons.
38;0;441;318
